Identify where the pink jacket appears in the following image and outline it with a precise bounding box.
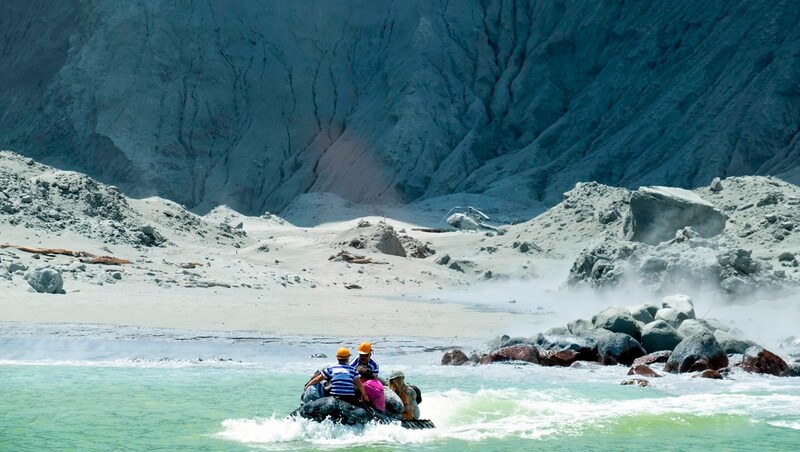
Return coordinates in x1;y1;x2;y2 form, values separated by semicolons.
362;379;386;412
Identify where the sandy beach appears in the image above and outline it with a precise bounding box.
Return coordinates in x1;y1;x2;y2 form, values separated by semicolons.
0;284;546;339
0;190;551;340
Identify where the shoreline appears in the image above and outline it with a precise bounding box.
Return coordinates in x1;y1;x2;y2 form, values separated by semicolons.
0;284;545;340
0;319;480;367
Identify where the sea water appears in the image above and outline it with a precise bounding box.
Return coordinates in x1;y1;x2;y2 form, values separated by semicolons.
2;325;800;451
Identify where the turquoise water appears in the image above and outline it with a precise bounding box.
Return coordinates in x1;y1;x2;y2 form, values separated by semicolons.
2;328;800;450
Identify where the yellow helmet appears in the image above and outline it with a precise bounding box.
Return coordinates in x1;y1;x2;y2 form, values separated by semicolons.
357;342;372;355
336;347;351;359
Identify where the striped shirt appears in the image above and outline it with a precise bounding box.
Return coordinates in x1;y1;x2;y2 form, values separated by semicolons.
349;357;380;376
321;363;360;396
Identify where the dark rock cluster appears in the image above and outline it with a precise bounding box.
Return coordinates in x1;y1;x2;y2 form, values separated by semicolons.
442;293;794;382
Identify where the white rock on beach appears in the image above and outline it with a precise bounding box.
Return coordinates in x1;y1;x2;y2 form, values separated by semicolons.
24;266;65;294
625;187;726;245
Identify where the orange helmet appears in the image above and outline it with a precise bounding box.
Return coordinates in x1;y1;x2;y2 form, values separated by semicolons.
357;342;372;355
336;347;351;359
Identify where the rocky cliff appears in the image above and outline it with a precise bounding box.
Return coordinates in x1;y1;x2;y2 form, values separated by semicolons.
1;0;799;214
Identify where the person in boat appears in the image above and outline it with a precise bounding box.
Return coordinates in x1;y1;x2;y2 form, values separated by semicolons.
388;370;420;420
304;347;368;406
301;368;328;404
349;341;380;378
356;365;385;413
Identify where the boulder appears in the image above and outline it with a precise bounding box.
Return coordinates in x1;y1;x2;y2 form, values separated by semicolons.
578;329;646;366
137;224;166;247
624;186;726;245
654;308;689;328
435;254;451;265
543;326;571;336
592;307;642;340
294;397;373;425
7;262;27;273
373;226;406;257
719;249;760;275
788;362;800;377
499;336;536;348
673;226;703;242
737;347;789;377
479;345;540;365
720;276;749;294
1;203;18;214
566;235;637;288
483;335;535;352
567;318;595;335
633;351;672;366
778;252;795;262
484;335;511;351
661;294;696;319
693;369;724;379
621;378;650;387
441;349;470;366
627;364;662;378
24;265;64;294
664;332;728;373
570;361;603;370
640;320;685;353
398;235;435;258
534;333;600;362
539;349;581;367
598;209;620;224
627;304;658;324
713;330;758;354
639;256;668;273
448;261;466;272
697;318;732;333
687;358;712;372
677;319;711;338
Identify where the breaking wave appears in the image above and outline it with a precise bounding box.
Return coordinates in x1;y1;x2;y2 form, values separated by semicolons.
217;386;800;448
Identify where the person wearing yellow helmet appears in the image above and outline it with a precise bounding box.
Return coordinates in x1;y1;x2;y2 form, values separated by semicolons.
305;347;368;406
349;341;380;377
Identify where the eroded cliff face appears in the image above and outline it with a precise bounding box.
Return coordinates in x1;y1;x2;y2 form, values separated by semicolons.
1;0;799;213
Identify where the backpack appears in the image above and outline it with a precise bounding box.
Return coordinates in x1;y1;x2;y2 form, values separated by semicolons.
410;384;422;404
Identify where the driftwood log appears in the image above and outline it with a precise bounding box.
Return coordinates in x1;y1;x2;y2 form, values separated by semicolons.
1;244;130;265
328;250;387;264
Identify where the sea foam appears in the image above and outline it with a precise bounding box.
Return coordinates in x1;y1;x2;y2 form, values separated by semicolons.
217;386;800;448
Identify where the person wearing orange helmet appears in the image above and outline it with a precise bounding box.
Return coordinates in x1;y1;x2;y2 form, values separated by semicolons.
305;347;368;406
349;341;380;377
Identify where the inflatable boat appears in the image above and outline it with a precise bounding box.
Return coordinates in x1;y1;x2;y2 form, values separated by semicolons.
291;396;435;429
